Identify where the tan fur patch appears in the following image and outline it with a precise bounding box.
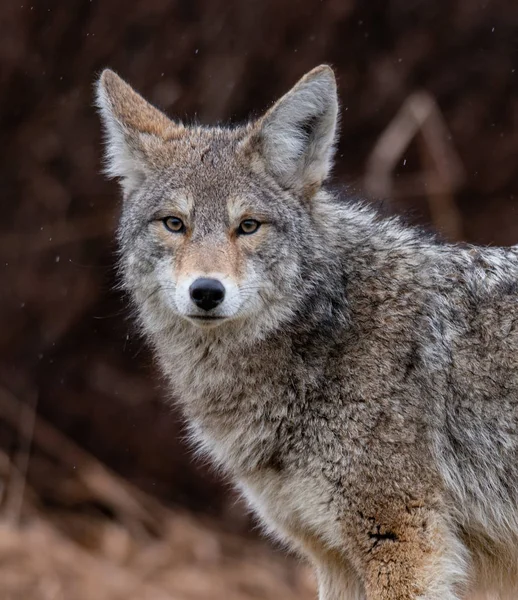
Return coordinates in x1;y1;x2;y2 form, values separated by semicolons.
175;238;245;283
341;500;466;600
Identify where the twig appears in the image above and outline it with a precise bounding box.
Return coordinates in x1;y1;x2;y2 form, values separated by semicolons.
364;91;465;241
3;392;38;524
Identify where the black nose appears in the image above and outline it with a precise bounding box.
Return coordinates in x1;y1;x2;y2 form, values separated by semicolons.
189;278;225;311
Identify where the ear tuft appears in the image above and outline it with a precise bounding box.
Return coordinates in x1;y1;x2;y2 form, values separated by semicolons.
254;65;339;194
96;69;177;195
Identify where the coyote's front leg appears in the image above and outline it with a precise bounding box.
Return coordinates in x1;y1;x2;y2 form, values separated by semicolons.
351;503;467;600
316;503;468;600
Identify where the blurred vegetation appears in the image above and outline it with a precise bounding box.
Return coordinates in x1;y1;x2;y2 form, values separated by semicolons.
0;0;517;597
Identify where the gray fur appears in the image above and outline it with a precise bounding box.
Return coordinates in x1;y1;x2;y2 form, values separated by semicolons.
97;66;518;599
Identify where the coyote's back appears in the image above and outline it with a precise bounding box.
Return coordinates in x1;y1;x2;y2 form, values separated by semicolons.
97;65;518;600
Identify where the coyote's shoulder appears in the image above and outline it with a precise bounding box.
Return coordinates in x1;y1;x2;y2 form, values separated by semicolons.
97;65;518;600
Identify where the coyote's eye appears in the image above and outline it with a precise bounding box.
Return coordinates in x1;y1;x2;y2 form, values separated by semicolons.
163;217;185;233
237;219;261;235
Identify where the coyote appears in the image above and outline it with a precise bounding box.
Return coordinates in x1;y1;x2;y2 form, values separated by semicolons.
97;65;518;599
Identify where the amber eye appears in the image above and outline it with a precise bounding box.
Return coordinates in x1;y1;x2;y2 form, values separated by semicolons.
237;219;261;235
163;217;185;233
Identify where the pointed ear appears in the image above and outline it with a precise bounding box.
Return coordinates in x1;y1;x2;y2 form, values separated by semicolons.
96;69;179;195
253;65;339;194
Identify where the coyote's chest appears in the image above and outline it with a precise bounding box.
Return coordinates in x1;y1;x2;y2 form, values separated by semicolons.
166;335;348;550
240;467;343;553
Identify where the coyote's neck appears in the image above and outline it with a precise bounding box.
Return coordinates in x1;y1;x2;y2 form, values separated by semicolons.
150;279;347;475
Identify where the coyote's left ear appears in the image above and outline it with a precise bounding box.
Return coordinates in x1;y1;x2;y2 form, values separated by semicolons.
96;69;180;196
251;65;338;195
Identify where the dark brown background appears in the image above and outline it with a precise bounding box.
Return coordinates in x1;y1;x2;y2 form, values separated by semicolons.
0;2;518;594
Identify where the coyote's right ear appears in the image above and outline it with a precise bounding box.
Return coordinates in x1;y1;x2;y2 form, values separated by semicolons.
96;70;180;195
252;65;339;195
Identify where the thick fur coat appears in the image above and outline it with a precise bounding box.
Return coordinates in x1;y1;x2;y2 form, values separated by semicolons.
97;66;518;599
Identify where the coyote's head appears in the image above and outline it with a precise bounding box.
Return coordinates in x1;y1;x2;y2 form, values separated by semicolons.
97;66;339;338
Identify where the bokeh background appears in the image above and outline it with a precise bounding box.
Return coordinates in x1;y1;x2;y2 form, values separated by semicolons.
1;1;518;598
